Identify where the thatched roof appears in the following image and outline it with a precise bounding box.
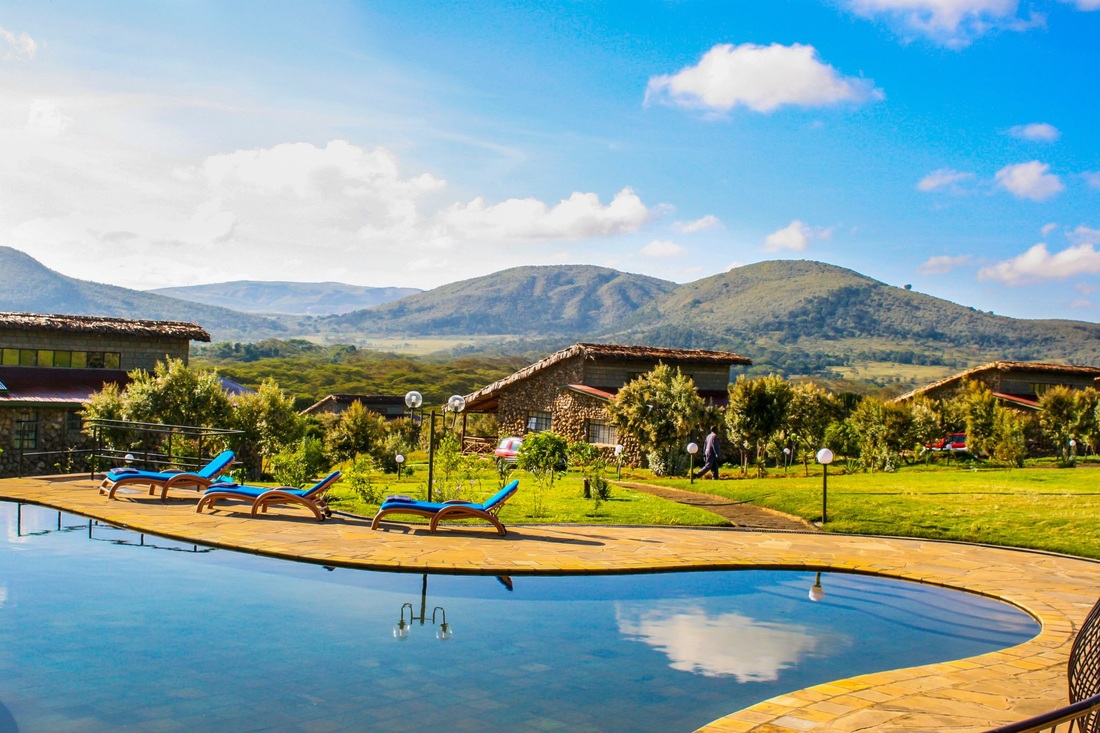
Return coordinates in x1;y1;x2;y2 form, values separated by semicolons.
894;361;1100;402
0;312;210;341
464;342;751;411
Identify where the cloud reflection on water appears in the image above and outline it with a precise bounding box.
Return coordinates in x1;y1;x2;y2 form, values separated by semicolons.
616;601;822;682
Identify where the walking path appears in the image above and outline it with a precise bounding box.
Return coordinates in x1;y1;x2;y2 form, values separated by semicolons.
616;480;819;531
2;474;1098;733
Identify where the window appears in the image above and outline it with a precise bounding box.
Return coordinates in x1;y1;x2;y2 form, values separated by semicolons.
14;411;37;450
587;419;618;446
526;411;552;433
0;349;120;369
66;410;84;433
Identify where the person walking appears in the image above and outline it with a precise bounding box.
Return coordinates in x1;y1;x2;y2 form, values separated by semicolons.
694;426;721;480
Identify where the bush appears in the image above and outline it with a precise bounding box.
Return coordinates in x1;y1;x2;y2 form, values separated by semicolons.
343;454;382;505
269;436;328;488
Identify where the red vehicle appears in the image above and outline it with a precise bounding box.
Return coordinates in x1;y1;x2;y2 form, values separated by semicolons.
494;437;523;464
924;433;968;453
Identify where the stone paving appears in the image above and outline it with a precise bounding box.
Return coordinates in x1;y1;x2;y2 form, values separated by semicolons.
3;474;1099;733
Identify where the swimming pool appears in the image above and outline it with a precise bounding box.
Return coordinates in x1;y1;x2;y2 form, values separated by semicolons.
0;502;1038;732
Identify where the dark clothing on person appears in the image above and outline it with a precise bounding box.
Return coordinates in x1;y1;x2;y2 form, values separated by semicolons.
694;429;720;480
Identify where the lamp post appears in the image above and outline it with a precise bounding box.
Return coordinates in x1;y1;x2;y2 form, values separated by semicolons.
426;394;466;502
395;453;405;478
816;448;834;525
808;571;825;602
614;444;624;480
1070;439;1077;467
687;442;699;484
782;447;790;475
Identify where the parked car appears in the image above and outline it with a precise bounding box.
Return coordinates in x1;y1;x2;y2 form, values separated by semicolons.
924;433;968;453
494;437;523;466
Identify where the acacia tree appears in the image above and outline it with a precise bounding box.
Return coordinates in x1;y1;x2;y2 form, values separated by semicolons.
607;363;703;476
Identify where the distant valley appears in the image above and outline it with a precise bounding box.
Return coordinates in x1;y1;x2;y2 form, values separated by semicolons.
4;245;1100;391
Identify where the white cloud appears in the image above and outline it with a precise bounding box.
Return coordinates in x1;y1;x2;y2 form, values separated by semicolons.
617;603;820;682
26;100;72;137
645;43;883;114
641;239;686;258
1085;172;1100;189
437;187;652;241
1069;226;1100;246
1063;0;1100;9
1008;122;1060;142
995;161;1064;201
764;220;831;252
672;215;722;233
918;254;973;274
0;25;36;60
846;0;1040;46
1041;222;1057;237
978;242;1100;284
917;168;974;192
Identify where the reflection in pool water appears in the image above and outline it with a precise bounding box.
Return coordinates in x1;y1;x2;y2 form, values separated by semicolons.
0;502;1038;733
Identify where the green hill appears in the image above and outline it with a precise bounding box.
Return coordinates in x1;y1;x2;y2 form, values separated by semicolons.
0;246;290;340
149;280;421;315
326;264;677;336
603;260;1100;375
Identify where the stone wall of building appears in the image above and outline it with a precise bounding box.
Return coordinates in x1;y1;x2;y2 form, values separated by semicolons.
0;328;190;370
0;407;92;477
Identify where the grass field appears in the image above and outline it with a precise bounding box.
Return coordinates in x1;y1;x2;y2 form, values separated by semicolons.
317;456;1100;558
651;462;1100;559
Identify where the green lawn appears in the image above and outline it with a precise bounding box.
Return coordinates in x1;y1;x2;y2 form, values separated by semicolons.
324;467;729;527
650;463;1100;559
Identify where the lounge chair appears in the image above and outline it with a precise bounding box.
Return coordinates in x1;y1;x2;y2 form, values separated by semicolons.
99;450;236;500
195;471;343;521
370;479;519;536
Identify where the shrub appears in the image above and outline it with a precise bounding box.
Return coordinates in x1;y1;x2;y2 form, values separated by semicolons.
343;454;382;505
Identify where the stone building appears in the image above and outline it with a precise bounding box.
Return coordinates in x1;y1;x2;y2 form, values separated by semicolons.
893;361;1100;410
462;343;751;463
0;312;210;476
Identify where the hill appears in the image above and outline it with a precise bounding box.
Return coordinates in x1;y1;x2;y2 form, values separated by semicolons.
326;264;677;336
602;260;1100;375
149;281;421;315
0;246;290;341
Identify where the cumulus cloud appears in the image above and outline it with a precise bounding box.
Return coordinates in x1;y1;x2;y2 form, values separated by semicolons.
978;242;1100;284
764;220;831;252
437;187;652;241
918;254;973;274
672;214;722;233
995;161;1063;201
0;25;36;60
1008;122;1060;142
846;0;1041;46
917;168;974;192
645;43;882;114
641;239;686;258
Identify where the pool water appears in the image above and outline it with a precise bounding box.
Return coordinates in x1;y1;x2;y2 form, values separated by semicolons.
0;502;1038;733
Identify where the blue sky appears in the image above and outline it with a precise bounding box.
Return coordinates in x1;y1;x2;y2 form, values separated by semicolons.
0;0;1097;320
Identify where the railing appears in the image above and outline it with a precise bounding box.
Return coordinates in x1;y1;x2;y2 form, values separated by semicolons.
13;418;246;479
982;693;1100;732
83;419;246;478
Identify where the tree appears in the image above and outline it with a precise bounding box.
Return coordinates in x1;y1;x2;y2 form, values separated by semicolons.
322;400;386;463
517;431;568;517
607;363;704;476
991;405;1028;467
726;375;793;471
847;397;914;471
1075;388;1100;461
957;380;997;459
1039;385;1081;465
785;382;839;474
232;378;306;476
122;357;232;428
